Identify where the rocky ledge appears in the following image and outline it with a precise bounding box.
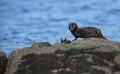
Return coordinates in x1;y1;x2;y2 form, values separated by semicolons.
1;38;120;74
0;51;8;74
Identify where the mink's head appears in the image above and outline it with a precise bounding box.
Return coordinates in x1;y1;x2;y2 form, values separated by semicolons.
68;22;78;32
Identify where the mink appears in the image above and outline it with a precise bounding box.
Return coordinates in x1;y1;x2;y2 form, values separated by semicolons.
68;22;107;40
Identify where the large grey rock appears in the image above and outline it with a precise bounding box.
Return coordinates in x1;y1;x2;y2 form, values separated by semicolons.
69;38;120;52
0;51;8;74
31;42;51;48
5;38;120;74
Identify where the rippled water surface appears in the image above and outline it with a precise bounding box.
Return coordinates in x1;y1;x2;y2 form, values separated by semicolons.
0;0;120;55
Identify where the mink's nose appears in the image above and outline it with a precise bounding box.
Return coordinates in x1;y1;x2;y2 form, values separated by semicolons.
68;24;74;31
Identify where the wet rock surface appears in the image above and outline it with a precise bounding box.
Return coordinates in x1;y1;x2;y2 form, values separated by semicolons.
0;51;8;74
5;38;120;74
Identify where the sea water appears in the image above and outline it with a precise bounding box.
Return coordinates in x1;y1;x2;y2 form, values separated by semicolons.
0;0;120;55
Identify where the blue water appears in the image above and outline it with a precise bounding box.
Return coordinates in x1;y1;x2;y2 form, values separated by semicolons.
0;0;120;55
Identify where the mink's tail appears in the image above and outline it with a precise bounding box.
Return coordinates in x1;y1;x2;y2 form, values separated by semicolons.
98;34;107;40
96;29;107;40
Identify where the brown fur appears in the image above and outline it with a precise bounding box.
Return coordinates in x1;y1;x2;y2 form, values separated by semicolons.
68;22;106;40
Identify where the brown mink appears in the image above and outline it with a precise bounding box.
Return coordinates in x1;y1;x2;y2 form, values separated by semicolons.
68;22;107;40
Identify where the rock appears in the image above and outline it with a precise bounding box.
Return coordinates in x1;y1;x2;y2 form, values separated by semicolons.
31;42;51;48
5;38;120;74
11;52;113;74
113;71;120;74
114;54;120;64
0;51;8;74
69;38;120;52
